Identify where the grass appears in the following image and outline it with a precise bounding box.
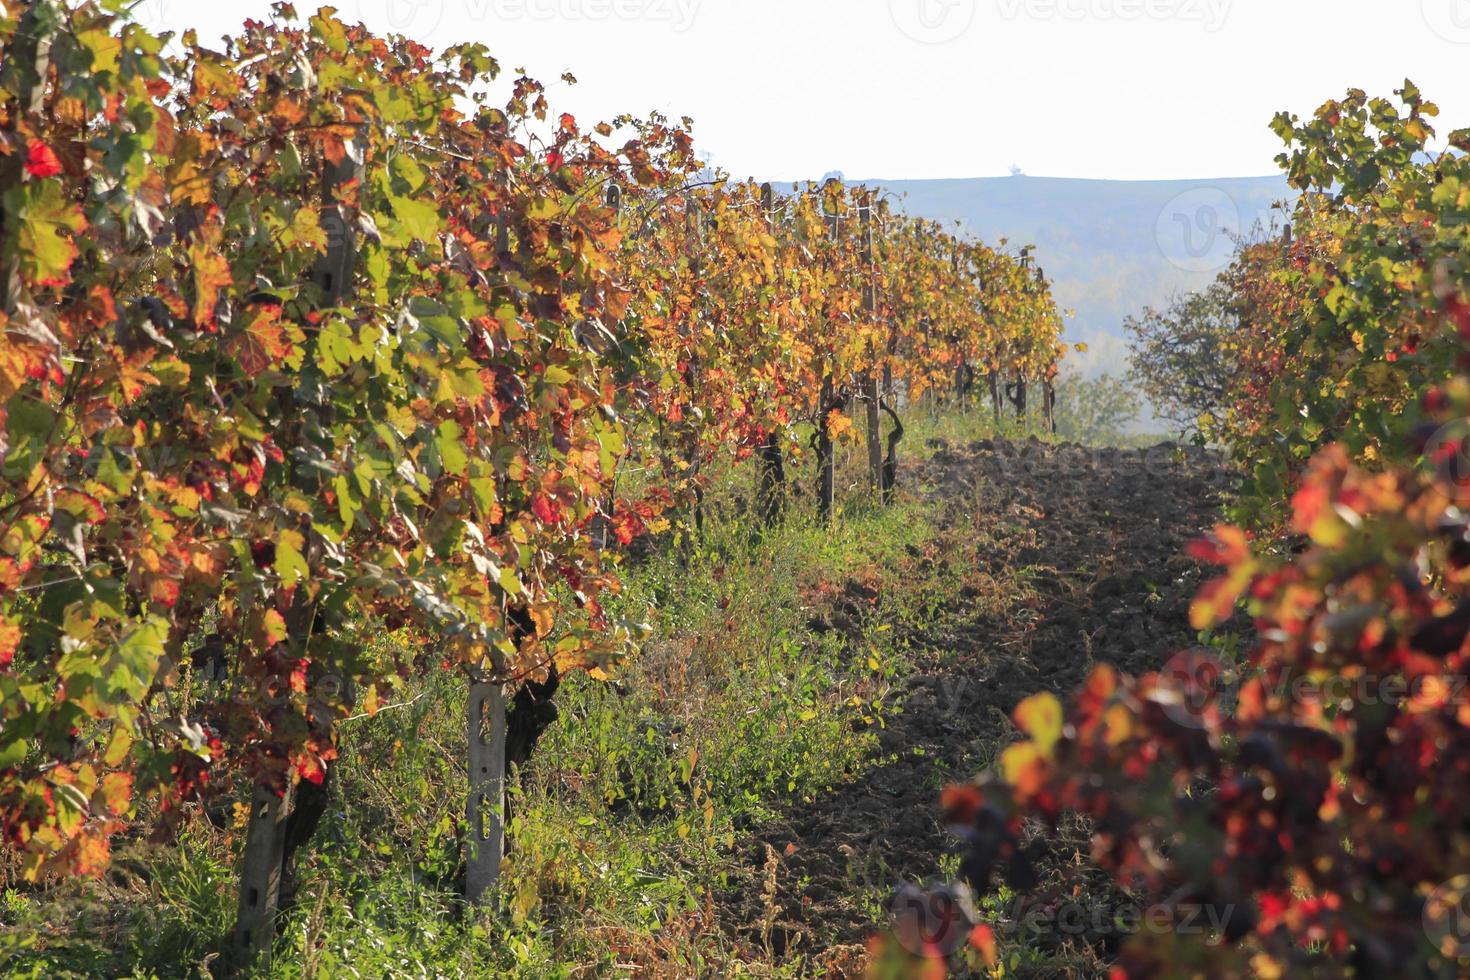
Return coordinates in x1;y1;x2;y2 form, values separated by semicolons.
0;400;1114;979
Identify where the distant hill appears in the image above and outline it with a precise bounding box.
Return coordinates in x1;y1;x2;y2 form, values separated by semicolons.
849;174;1296;381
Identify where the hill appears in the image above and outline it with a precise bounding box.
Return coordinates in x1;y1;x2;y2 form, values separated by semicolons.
851;174;1296;381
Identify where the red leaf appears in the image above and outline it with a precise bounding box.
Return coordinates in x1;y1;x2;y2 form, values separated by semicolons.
226;306;291;376
24;139;63;179
532;493;562;525
1187;525;1251;566
295;753;326;785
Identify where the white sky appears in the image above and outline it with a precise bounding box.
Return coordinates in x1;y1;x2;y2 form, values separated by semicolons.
134;0;1470;181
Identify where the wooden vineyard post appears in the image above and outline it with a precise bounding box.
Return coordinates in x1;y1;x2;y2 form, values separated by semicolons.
817;183;840;523
757;429;787;526
878;200;902;506
684;199;706;537
950;243;968;412
230;133;362;976
466;678;508;904
818;371;837;522
859;195;884;498
756;184;787;526
591;182;624;549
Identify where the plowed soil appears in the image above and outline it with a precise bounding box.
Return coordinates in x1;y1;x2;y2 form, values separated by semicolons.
719;437;1231;974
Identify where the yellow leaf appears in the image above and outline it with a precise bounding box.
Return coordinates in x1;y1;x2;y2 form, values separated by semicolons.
530;604;555;638
281;204;328;253
1012;691;1063;757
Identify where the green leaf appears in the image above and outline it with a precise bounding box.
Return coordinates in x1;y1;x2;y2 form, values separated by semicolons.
277;530;309;587
435;421;469;477
389;195;441;243
7;181;85;287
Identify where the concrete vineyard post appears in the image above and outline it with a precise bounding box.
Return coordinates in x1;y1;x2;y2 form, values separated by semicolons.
230;785;293;971
860;196;884;497
756;183;787;526
464;188;514;907
466;680;508;903
684;199;706;537
817;182;840;523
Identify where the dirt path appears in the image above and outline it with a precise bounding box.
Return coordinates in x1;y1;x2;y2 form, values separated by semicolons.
718;437;1230;971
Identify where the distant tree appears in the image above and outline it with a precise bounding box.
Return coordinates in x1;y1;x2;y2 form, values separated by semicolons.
1124;280;1240;433
1054;373;1141;446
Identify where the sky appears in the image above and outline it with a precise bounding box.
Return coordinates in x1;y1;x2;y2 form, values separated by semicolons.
131;0;1470;182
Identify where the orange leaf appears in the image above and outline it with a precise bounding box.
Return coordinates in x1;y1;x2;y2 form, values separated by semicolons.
259;609;288;649
1189;569;1251;630
0;339;40;401
940;784;984;826
826;409;853;441
0;617;20;667
1000;742;1048;798
188;244;232;328
226;306;291;377
98;772;132;817
115;353;159;404
969;923;998;967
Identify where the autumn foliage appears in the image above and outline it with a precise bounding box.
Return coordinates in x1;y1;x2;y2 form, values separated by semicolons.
0;3;1062;884
932;84;1470;978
